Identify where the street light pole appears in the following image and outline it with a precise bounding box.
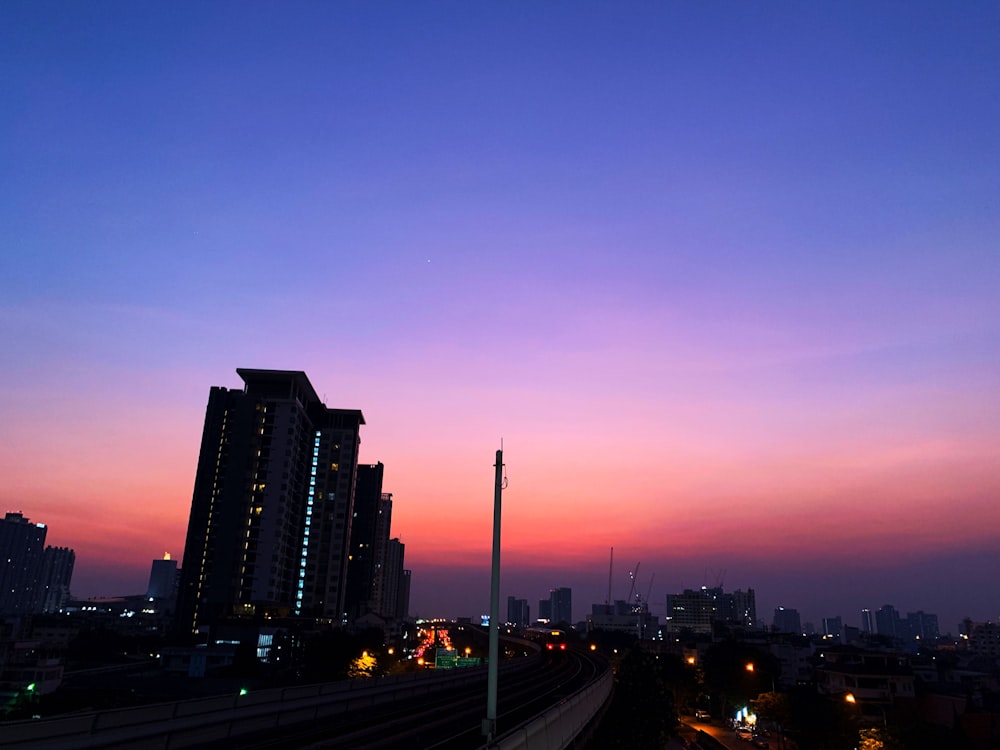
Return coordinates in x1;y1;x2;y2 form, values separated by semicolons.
483;449;504;745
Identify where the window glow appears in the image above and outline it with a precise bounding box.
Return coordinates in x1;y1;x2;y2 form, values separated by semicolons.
295;431;321;615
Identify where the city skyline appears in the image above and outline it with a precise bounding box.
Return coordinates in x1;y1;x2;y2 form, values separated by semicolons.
2;4;998;633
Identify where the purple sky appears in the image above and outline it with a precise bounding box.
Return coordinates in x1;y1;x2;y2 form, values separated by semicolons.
2;2;999;633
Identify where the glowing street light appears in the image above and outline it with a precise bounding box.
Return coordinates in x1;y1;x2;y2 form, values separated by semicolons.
745;662;755;672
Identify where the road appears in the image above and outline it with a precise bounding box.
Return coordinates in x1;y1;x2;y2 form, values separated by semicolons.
676;717;794;750
680;717;753;750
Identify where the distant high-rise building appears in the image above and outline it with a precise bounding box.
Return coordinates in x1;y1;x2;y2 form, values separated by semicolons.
345;463;385;620
507;597;530;627
549;587;572;625
36;546;75;613
666;588;719;634
875;604;902;640
823;616;844;641
773;606;802;634
378;537;406;619
0;512;47;616
397;568;411;623
665;586;756;634
147;554;178;601
719;588;757;628
965;621;1000;658
341;462;408;627
0;512;73;616
538;598;551;622
905;611;940;641
588;599;660;639
176;369;364;634
861;608;874;634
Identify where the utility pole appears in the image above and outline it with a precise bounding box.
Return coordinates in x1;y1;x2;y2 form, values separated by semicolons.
483;448;504;745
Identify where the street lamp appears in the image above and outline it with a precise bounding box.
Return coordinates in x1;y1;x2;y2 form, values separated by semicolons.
845;692;887;728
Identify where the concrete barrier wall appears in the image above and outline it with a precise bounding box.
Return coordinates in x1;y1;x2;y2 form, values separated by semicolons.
0;654;541;750
493;668;613;750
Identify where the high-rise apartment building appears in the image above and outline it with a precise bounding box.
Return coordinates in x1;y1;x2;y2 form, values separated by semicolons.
36;546;75;613
345;463;385;620
343;463;409;626
823;616;844;641
875;604;901;640
0;512;47;616
537;598;551;622
664;586;756;634
773;606;802;634
507;597;530;627
0;512;74;616
665;588;718;634
861;608;874;634
905;610;939;641
549;587;572;625
397;568;411;624
718;588;757;628
379;537;406;620
176;369;364;634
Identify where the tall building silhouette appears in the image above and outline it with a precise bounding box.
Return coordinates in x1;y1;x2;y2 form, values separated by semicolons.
861;608;874;633
549;587;572;625
345;463;385;620
773;606;802;634
718;588;757;628
379;537;407;621
507;597;530;627
875;604;902;639
0;512;74;616
343;463;409;627
36;545;75;613
0;512;47;616
147;554;178;601
905;610;939;641
176;369;364;634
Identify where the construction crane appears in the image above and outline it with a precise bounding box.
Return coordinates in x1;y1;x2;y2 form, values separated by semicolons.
627;562;640;607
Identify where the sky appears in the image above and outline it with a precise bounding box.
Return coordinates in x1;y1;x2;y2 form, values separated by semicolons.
2;2;998;634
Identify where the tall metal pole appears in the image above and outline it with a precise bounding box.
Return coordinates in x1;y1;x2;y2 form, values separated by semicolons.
484;448;503;744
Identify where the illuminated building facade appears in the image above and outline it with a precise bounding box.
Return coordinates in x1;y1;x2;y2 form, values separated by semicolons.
176;369;364;634
665;588;717;634
719;588;757;628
